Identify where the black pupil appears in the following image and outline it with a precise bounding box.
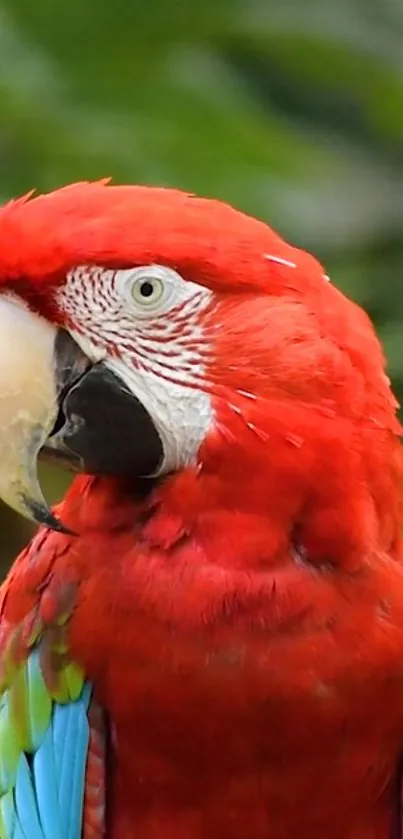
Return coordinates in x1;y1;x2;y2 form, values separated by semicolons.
140;280;154;298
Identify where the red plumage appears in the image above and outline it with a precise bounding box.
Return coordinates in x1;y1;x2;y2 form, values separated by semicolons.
1;182;403;838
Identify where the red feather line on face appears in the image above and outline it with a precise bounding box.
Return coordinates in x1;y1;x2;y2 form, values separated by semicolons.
56;263;213;386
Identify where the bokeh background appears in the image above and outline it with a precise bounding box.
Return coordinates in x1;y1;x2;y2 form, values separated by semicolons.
0;0;402;575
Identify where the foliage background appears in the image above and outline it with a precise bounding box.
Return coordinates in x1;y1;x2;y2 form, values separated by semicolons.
0;0;402;573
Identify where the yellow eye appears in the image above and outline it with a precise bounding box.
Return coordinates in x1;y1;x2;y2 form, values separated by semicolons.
131;276;164;306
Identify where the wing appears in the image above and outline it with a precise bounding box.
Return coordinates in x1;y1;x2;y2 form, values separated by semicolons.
0;533;106;839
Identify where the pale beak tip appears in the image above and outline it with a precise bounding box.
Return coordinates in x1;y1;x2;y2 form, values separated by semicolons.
21;496;77;536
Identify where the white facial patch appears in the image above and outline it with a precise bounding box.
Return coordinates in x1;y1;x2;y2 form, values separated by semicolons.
56;264;215;474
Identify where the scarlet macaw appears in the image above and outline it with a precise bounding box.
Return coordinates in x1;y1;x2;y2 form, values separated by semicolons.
0;181;402;839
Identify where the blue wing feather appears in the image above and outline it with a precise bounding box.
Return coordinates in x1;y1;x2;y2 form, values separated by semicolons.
11;812;28;839
52;687;91;839
66;698;92;839
14;756;44;839
33;723;66;839
0;651;93;839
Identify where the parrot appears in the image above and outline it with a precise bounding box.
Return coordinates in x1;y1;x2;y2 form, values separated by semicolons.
0;180;402;839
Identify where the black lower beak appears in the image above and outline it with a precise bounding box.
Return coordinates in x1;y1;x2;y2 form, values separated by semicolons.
41;330;163;480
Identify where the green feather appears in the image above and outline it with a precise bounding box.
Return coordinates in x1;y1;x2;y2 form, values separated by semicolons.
52;663;84;704
0;655;53;793
8;666;31;753
0;700;20;793
26;654;52;751
0;646;88;839
0;590;90;839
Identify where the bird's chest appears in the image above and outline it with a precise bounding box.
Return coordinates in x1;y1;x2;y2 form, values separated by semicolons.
107;718;401;839
70;554;403;839
99;645;403;839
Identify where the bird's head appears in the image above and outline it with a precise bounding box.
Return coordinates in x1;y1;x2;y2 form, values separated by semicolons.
0;181;401;566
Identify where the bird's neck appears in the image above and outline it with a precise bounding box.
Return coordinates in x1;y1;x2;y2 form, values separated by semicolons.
62;403;403;574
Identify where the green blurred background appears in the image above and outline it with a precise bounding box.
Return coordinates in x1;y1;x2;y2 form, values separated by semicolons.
0;0;402;574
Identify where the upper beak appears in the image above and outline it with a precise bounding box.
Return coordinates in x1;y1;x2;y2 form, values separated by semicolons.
0;296;89;531
0;295;164;531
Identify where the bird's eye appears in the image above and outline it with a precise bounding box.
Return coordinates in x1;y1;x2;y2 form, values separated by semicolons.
130;276;165;306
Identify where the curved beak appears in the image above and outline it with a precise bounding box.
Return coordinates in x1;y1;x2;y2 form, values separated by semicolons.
0;296;89;531
0;295;163;532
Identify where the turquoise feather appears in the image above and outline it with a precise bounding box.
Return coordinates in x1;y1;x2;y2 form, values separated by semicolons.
14;756;44;839
0;647;92;839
